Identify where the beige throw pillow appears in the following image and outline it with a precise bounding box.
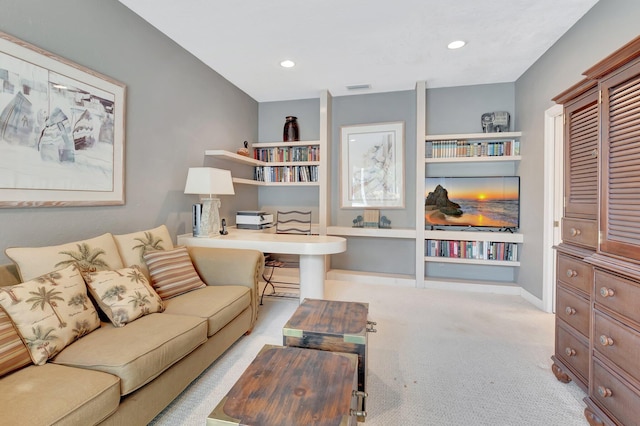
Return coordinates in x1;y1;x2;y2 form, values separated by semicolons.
5;233;124;282
144;246;206;299
113;225;174;278
82;266;164;327
0;307;32;376
0;265;101;365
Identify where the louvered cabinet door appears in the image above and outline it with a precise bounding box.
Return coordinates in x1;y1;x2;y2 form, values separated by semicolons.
600;59;640;261
564;88;599;219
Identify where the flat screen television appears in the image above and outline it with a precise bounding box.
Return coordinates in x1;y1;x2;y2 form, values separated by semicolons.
425;176;520;229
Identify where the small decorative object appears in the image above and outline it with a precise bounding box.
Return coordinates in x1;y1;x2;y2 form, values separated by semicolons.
237;140;250;157
283;116;299;142
352;215;364;228
481;111;510;133
363;209;380;228
379;216;392;229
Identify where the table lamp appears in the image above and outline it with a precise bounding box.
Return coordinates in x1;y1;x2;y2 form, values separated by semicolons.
184;167;235;237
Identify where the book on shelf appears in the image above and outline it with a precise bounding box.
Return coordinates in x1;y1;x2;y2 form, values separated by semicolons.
253;146;320;162
425;139;520;159
425;239;518;262
253;165;319;183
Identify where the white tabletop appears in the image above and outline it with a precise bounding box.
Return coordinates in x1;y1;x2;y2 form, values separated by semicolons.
177;228;346;256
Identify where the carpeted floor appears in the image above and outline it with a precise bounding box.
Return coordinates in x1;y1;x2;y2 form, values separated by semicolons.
150;280;586;425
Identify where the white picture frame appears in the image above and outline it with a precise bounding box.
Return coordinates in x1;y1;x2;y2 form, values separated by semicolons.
340;121;405;208
0;31;126;208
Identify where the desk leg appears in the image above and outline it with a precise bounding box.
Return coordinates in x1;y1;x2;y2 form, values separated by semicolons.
298;254;325;301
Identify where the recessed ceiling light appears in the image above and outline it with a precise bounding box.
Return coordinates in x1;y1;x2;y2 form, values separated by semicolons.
447;40;466;50
280;60;295;68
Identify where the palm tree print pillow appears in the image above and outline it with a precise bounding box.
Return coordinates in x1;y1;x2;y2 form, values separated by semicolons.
82;266;164;327
113;225;174;279
5;233;124;282
0;264;101;365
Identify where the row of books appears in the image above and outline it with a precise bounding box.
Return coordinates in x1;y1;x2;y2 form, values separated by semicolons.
425;139;520;158
253;165;319;183
425;239;519;261
254;146;320;162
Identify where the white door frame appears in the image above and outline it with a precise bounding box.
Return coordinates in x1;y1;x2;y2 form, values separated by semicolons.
542;104;564;313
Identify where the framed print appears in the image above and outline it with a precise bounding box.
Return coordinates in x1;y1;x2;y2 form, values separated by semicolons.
0;31;126;207
340;121;404;208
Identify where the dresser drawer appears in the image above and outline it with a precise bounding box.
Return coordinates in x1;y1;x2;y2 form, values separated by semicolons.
594;310;640;383
556;285;590;338
556;322;589;381
562;217;597;249
595;269;640;323
591;357;640;426
557;253;592;295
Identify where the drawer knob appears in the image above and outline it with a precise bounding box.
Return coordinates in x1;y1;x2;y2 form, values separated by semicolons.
565;306;576;315
566;269;578;278
597;386;612;398
600;287;615;298
350;410;367;418
570;228;581;237
599;335;614;346
565;347;576;357
352;390;368;398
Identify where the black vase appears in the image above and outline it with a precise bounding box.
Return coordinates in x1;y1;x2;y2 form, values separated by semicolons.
283;116;299;142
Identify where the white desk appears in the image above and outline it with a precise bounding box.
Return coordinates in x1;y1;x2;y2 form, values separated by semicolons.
177;229;347;301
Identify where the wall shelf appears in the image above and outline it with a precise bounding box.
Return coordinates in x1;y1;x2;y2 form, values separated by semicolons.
424;230;524;243
425;132;522;141
327;226;416;239
424;256;520;267
425;155;521;164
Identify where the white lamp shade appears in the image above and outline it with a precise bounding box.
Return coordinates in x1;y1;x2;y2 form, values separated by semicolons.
184;167;235;196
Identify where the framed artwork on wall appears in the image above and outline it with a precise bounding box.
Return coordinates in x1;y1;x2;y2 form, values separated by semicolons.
340;121;405;208
0;31;126;208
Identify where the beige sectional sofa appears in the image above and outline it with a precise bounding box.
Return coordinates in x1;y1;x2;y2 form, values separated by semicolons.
0;226;263;425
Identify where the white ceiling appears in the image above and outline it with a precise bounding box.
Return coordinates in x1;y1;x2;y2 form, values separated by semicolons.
118;0;599;102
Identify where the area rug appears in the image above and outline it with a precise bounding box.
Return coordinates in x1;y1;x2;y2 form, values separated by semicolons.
150;280;586;425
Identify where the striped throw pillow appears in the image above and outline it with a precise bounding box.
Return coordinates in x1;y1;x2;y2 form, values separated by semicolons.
0;307;32;377
143;246;206;299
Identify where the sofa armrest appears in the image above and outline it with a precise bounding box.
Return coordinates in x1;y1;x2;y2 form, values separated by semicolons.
186;246;264;325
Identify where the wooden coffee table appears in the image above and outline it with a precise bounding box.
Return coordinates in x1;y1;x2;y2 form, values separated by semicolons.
207;345;360;426
282;299;375;422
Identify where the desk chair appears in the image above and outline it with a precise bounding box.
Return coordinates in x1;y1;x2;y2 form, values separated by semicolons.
260;210;312;304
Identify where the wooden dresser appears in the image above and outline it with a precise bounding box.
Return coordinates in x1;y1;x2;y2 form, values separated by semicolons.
553;36;640;425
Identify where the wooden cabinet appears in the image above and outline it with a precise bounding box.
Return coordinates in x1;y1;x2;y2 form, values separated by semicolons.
553;36;640;426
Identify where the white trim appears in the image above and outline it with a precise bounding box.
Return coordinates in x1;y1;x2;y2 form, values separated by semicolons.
520;287;545;311
327;269;416;287
542;104;564;313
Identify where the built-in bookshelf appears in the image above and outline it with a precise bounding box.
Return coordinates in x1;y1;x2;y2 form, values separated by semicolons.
425;239;519;265
425;132;522;163
205;140;321;186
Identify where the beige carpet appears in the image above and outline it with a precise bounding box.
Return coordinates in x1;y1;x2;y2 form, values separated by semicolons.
150;280;586;425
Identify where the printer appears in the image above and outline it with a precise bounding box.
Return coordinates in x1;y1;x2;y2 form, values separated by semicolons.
236;211;274;230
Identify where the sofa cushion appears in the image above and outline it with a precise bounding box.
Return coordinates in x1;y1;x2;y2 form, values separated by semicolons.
5;233;124;282
113;225;174;278
0;307;32;377
163;285;251;336
82;266;164;327
144;246;206;299
52;313;207;395
0;363;120;426
0;265;100;365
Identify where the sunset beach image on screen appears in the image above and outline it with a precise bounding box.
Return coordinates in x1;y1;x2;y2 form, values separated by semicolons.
425;176;520;228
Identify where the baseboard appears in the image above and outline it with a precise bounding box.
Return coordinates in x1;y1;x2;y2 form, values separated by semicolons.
327;269;416;287
423;278;522;295
519;287;546;311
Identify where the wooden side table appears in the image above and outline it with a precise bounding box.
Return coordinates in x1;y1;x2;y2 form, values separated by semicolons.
207;345;359;426
283;299;375;421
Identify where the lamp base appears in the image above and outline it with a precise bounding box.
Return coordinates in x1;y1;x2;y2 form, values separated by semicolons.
194;197;221;238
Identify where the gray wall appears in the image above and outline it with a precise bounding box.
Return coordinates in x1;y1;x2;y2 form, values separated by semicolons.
515;0;640;298
0;0;258;264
